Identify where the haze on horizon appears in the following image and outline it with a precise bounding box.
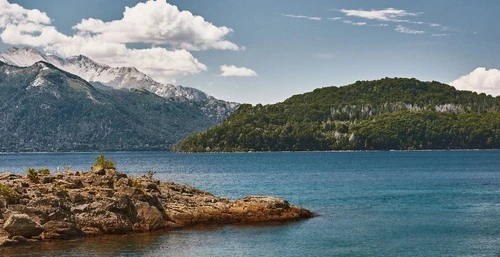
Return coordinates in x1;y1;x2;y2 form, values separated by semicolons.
1;0;499;104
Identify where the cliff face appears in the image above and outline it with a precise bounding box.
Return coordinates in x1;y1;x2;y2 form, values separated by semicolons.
0;168;313;247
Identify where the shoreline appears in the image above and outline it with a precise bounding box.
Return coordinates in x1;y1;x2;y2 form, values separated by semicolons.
1;148;499;155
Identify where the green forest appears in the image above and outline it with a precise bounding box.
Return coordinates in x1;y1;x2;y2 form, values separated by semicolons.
174;78;500;152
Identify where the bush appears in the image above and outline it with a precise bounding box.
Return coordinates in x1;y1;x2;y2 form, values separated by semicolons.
38;168;51;175
0;183;17;203
26;167;39;183
53;185;69;197
94;154;116;170
131;178;144;189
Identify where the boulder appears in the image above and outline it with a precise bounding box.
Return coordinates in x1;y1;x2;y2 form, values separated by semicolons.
134;202;165;231
41;221;84;240
3;214;44;238
91;165;105;175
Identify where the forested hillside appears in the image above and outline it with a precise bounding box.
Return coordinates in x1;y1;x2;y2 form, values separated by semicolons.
174;78;500;152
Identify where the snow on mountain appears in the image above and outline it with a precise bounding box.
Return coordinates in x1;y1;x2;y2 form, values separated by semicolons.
0;47;238;120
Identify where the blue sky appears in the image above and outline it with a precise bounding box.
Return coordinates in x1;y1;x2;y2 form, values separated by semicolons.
1;0;499;104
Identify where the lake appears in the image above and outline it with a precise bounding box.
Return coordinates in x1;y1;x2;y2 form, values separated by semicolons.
0;151;499;256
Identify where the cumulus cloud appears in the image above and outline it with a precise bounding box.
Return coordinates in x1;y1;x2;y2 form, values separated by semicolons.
73;1;240;51
395;25;424;34
0;0;63;46
219;65;257;77
0;0;242;83
0;0;50;26
282;14;322;21
450;67;500;96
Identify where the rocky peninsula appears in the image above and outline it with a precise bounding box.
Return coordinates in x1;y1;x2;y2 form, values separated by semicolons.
0;156;313;247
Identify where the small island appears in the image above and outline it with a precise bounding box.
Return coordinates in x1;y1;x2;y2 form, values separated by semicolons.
0;155;313;247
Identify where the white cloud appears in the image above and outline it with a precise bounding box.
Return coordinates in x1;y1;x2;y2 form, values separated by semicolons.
0;0;63;46
282;14;322;21
0;0;242;84
73;1;240;51
219;65;257;77
395;25;425;34
450;67;500;96
328;17;342;21
0;0;50;26
339;8;419;22
342;20;367;26
370;23;389;27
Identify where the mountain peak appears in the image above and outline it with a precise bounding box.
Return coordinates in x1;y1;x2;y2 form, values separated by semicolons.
8;46;41;54
67;54;108;67
0;47;47;67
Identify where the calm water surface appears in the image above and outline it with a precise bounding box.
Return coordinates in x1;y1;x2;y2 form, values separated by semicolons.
0;151;499;257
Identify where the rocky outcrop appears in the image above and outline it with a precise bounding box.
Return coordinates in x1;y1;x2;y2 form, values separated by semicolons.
0;169;313;247
3;214;43;238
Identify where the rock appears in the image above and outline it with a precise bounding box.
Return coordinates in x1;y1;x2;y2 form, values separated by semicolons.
70;204;89;213
108;195;135;216
134;202;165;231
11;236;28;243
41;221;84;240
81;226;102;237
0;237;21;247
114;177;131;188
68;191;88;204
56;178;83;189
91;165;105;175
3;214;44;238
0;196;6;208
41;176;55;184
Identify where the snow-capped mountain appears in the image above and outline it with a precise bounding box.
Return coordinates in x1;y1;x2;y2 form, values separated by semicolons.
0;61;224;151
0;47;238;120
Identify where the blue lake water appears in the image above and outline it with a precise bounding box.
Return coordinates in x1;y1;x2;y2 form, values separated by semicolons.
0;151;499;256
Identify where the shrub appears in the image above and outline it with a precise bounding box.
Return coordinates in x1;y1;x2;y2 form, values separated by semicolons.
53;185;69;197
131;178;144;189
38;168;51;175
146;170;156;180
0;183;17;203
26;168;39;183
94;154;116;170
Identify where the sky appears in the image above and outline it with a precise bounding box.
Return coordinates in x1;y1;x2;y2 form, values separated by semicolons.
1;0;499;104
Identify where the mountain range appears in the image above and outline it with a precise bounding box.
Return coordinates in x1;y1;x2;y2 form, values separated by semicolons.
0;47;237;121
174;78;500;152
0;47;238;151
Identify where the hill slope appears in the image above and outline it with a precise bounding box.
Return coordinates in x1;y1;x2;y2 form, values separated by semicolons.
174;78;500;152
0;61;217;151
